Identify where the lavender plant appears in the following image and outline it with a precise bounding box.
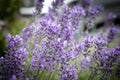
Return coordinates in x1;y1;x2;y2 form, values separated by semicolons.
0;0;120;80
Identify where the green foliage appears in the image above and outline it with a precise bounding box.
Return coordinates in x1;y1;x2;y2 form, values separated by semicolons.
0;0;23;21
0;31;7;56
0;20;26;56
10;20;27;35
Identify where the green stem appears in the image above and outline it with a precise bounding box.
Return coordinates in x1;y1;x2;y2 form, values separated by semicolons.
37;71;44;80
88;71;95;80
49;72;53;80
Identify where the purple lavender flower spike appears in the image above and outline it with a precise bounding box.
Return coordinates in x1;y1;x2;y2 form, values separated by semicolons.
52;0;64;9
95;34;108;47
82;0;93;7
107;27;119;43
25;77;29;80
36;0;44;13
114;45;120;55
61;66;78;80
108;12;117;20
11;75;17;80
8;35;23;48
80;57;91;70
9;41;15;48
22;24;35;41
7;34;12;41
88;5;103;19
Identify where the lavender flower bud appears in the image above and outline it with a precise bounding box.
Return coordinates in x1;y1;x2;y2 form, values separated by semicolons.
52;0;64;9
88;5;103;19
36;0;44;13
61;66;78;80
107;27;119;43
25;77;29;80
108;12;116;20
11;75;17;80
7;34;12;41
8;35;23;48
95;34;108;47
82;0;93;6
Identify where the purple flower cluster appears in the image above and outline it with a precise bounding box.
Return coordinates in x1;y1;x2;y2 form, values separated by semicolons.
91;44;120;79
86;5;103;29
36;0;44;13
107;27;119;43
82;0;93;7
52;0;64;10
89;28;120;79
0;0;120;80
0;34;29;79
61;66;78;80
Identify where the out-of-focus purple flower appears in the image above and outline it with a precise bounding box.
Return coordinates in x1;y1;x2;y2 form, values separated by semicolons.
91;44;120;79
0;34;29;79
61;66;78;80
108;12;116;20
105;13;117;26
25;77;29;80
11;75;17;80
81;34;94;53
36;0;44;13
114;45;120;55
95;34;108;47
88;5;103;19
82;0;93;6
80;57;91;69
7;34;12;41
22;24;35;41
107;27;119;43
71;5;86;17
52;0;64;9
9;41;15;47
8;35;23;48
86;20;93;29
85;5;103;29
59;5;70;27
0;57;4;63
70;5;86;29
34;39;39;46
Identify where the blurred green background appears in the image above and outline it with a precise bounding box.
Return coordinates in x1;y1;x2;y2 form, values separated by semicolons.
0;0;29;56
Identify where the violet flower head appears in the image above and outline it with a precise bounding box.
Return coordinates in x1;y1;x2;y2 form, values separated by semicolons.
52;0;64;9
36;0;44;13
6;33;12;41
70;5;86;29
95;34;108;47
80;57;91;69
0;34;29;79
61;66;78;80
107;27;119;43
7;35;23;48
22;24;35;41
71;5;86;17
108;12;117;20
11;75;17;80
82;0;93;6
88;5;103;19
85;5;103;29
82;34;94;51
114;45;120;55
100;48;120;76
